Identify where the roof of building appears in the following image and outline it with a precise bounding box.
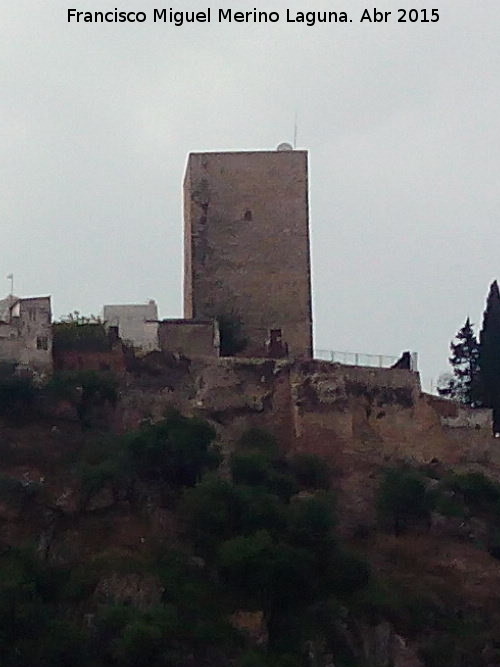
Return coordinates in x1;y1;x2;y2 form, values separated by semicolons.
0;295;18;323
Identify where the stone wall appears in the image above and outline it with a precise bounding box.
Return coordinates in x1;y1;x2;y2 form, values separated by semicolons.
428;395;492;429
158;319;219;358
53;349;126;373
115;357;495;531
427;394;493;464
183;150;313;359
118;357;482;467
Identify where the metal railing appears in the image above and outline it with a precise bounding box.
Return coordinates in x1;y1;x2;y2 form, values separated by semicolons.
314;349;418;371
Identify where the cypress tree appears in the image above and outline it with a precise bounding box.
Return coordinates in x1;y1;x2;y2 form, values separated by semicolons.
479;280;500;431
438;317;481;406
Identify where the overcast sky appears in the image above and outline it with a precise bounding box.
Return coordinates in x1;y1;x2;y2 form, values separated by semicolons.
2;0;499;389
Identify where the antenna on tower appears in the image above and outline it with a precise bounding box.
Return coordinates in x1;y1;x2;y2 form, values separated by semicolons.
293;112;298;148
6;273;13;296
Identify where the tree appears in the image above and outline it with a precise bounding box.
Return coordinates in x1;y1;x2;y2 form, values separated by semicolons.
47;370;118;429
217;530;315;613
53;313;108;352
125;411;219;487
438;317;481;406
479;280;500;430
289;453;331;490
181;478;245;559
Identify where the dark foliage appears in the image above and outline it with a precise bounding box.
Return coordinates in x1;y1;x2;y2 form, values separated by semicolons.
181;477;246;558
77;412;220;510
0;420;371;665
289;453;331;490
442;471;500;517
47;370;118;429
125;411;219;486
377;467;434;535
53;321;110;352
231;451;273;487
181;428;370;655
479;280;500;430
238;428;279;455
438;317;482;406
0;375;37;420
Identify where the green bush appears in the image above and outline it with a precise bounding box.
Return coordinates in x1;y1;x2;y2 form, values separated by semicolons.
0;546;88;666
239;651;303;667
351;576;443;636
231;452;273;487
286;494;336;553
217;530;314;610
49;370;118;403
0;473;40;507
265;470;299;502
376;467;434;535
327;549;371;597
112;607;177;667
78;458;125;508
125;411;219;486
231;430;299;500
47;370;118;429
181;477;244;558
419;615;488;667
238;428;279;455
239;486;287;536
442;472;500;516
434;492;467;518
289;453;331;490
239;651;269;667
52;320;109;352
76;412;219;509
0;375;37;420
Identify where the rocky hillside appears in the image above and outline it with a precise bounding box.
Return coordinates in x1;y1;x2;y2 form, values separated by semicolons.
0;361;500;666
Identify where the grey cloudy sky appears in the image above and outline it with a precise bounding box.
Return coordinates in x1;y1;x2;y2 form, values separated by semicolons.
2;0;499;389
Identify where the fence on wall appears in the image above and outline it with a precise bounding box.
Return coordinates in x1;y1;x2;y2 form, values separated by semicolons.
314;349;418;371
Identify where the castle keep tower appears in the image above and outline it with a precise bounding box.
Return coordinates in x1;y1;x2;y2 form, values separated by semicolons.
183;149;313;358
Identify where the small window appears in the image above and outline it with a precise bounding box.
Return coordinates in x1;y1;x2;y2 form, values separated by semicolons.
244;209;252;221
36;336;48;350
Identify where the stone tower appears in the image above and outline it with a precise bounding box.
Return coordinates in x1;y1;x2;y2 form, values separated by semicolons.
183;149;313;358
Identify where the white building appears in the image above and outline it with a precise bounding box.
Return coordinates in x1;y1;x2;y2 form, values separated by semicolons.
103;300;159;351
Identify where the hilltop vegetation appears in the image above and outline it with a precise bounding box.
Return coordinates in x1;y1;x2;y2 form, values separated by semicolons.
1;373;500;666
0;407;370;666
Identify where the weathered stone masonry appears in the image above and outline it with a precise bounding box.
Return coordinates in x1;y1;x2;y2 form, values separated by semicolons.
184;150;313;359
0;296;52;373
